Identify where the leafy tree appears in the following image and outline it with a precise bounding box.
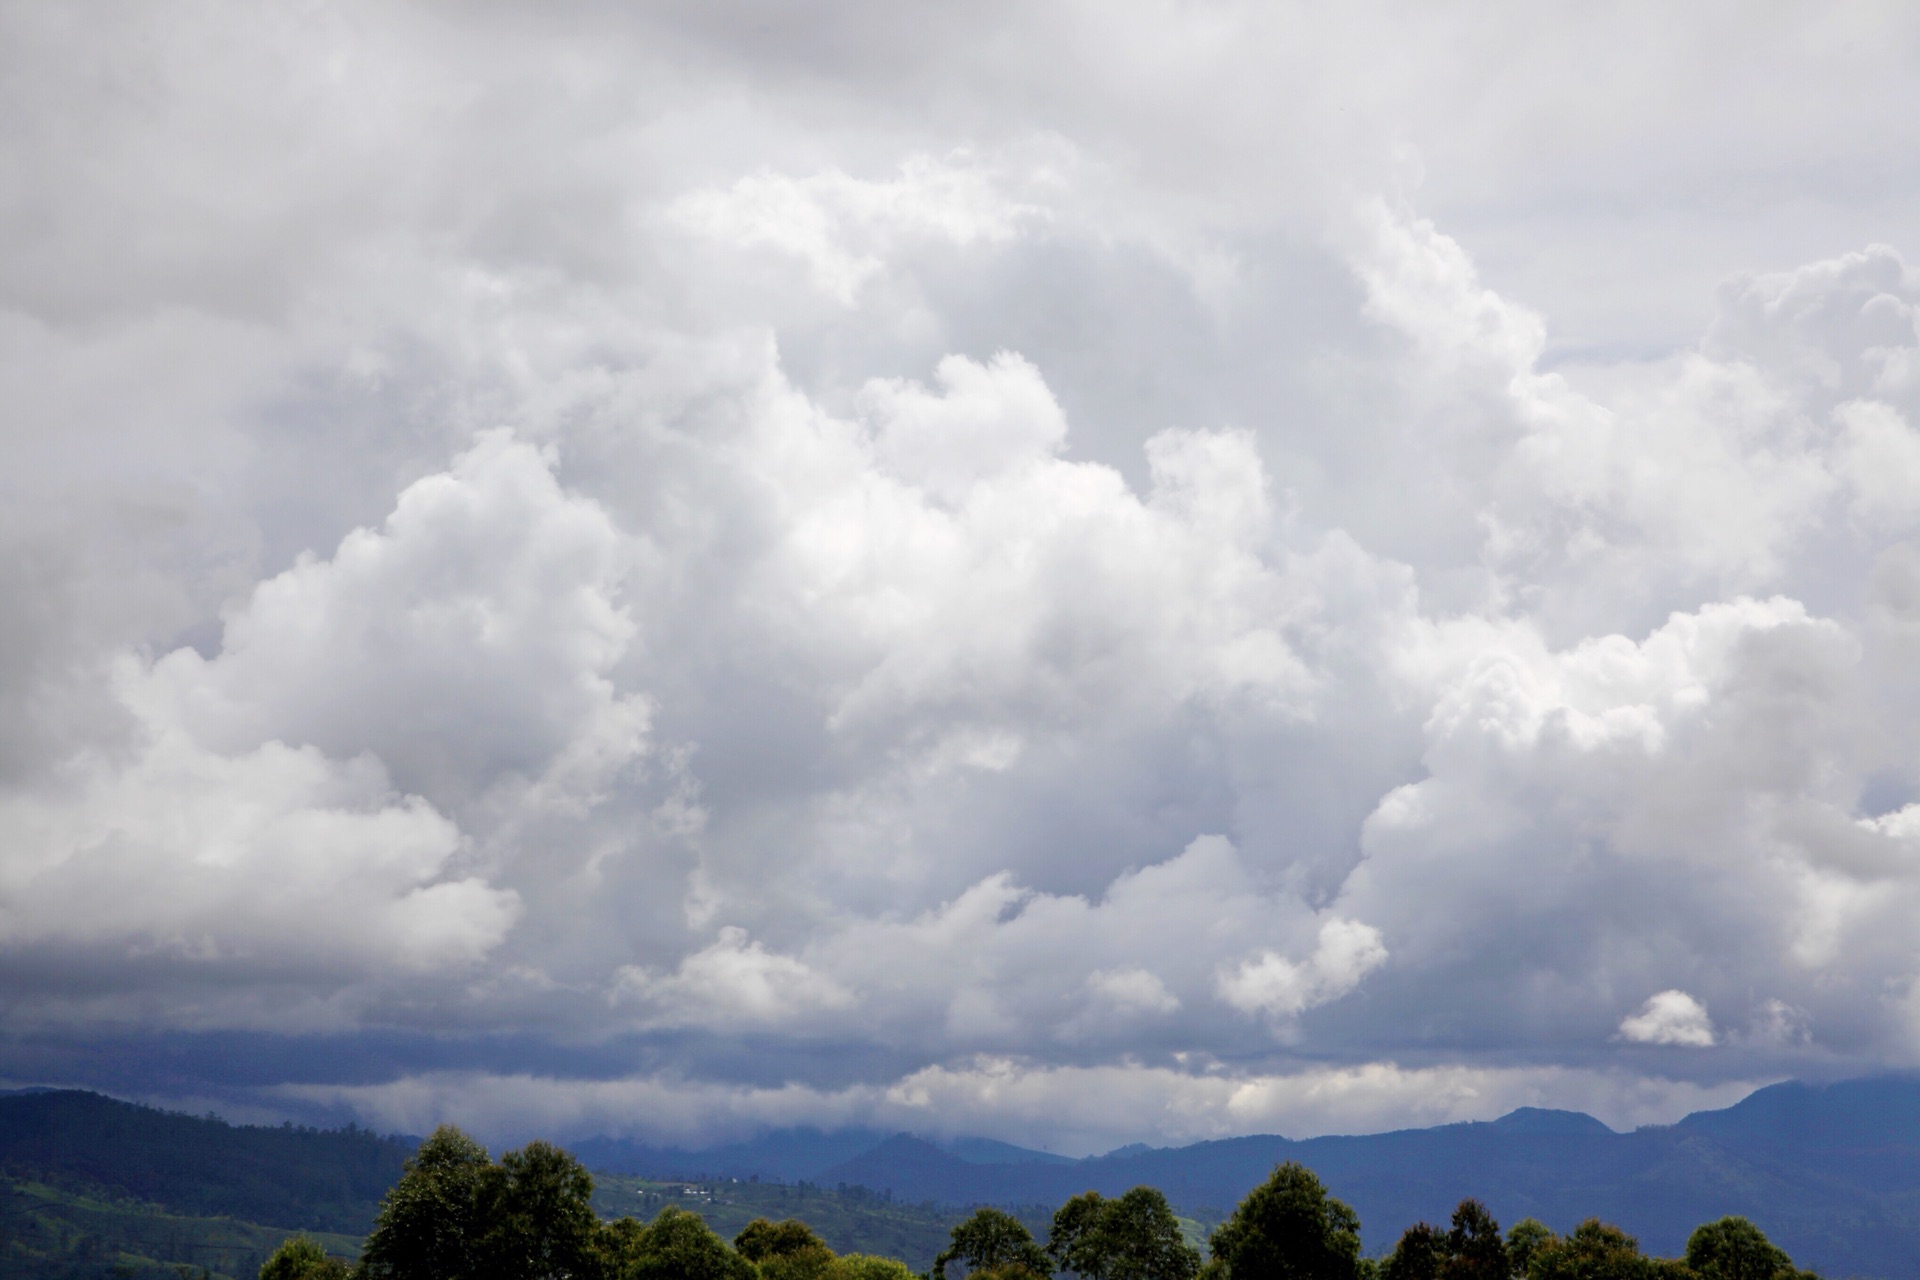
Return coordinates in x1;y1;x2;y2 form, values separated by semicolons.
597;1216;653;1277
1683;1217;1812;1280
482;1140;601;1280
1526;1219;1651;1280
621;1205;760;1280
824;1256;920;1280
1379;1223;1444;1280
1377;1203;1506;1280
359;1125;494;1280
933;1207;1054;1280
1047;1187;1201;1280
738;1217;838;1280
1503;1221;1553;1278
1443;1201;1508;1280
258;1236;349;1280
1208;1162;1363;1280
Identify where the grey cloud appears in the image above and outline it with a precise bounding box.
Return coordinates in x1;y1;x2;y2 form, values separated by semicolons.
9;0;1920;1150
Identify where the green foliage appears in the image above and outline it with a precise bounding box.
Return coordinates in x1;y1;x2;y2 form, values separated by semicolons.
1047;1187;1201;1280
0;1091;409;1235
619;1205;760;1280
258;1237;349;1280
1208;1162;1363;1280
358;1126;494;1280
933;1207;1054;1280
1504;1221;1554;1277
1444;1201;1508;1280
1526;1219;1653;1280
358;1128;601;1280
738;1218;833;1261
825;1255;920;1280
0;1174;362;1280
1683;1217;1813;1280
1379;1223;1443;1280
592;1176;974;1272
486;1140;601;1280
1378;1203;1507;1280
737;1216;838;1280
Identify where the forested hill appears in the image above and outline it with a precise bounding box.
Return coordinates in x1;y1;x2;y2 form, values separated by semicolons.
0;1089;411;1233
794;1079;1920;1278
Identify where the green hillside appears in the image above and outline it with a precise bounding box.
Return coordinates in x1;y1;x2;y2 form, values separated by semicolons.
0;1091;410;1234
0;1175;360;1280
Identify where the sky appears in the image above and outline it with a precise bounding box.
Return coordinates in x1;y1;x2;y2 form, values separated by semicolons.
6;1;1920;1156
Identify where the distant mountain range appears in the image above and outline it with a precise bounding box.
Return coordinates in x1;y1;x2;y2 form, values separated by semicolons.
8;1077;1920;1277
581;1076;1920;1278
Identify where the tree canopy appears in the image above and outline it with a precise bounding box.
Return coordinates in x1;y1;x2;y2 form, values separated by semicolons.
934;1207;1055;1280
1047;1187;1201;1280
357;1126;496;1280
258;1236;350;1280
1684;1218;1815;1280
1207;1162;1363;1280
276;1130;1833;1280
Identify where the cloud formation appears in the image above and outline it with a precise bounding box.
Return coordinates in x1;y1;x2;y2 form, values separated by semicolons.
5;0;1920;1151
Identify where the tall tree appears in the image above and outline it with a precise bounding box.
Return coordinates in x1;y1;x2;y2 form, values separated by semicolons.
480;1140;601;1280
1525;1219;1653;1280
1442;1201;1507;1280
1502;1221;1553;1279
1683;1217;1809;1280
1208;1162;1364;1280
934;1207;1053;1280
1047;1187;1201;1280
621;1205;758;1280
359;1126;494;1280
1379;1223;1443;1280
737;1216;838;1280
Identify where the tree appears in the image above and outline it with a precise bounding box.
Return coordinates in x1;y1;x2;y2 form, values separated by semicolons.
1208;1162;1363;1280
481;1140;601;1280
825;1256;919;1280
1048;1188;1201;1280
933;1208;1054;1280
621;1205;759;1280
258;1236;349;1280
359;1125;494;1280
1442;1201;1508;1280
597;1216;653;1277
1683;1218;1809;1280
1503;1221;1553;1279
1379;1223;1443;1280
1526;1219;1651;1280
737;1217;838;1280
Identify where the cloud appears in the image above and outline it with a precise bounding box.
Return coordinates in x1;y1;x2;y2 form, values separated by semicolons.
9;0;1920;1148
611;927;855;1030
670;153;1046;304
284;1058;1763;1155
1619;991;1717;1048
1087;968;1180;1016
1218;920;1388;1021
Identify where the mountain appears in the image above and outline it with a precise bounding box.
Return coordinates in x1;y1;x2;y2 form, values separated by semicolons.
12;1076;1920;1277
573;1127;896;1182
0;1089;411;1234
573;1127;1070;1181
802;1077;1920;1277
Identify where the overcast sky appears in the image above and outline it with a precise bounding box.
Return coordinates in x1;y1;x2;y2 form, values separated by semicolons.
8;1;1920;1155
